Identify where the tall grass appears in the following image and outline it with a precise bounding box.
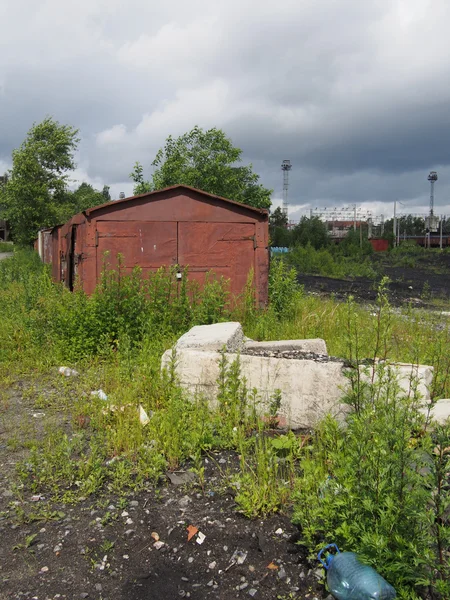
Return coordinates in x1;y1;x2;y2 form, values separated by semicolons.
1;250;449;599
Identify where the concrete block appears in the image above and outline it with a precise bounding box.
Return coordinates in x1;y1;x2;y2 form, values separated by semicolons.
243;338;328;356
365;361;434;403
162;324;435;430
427;399;450;425
174;322;244;353
163;348;349;429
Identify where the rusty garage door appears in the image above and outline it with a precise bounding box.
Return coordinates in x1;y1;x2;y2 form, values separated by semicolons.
95;220;256;295
177;222;256;296
96;221;178;274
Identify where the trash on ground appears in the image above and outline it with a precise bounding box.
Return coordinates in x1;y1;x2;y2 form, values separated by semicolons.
196;531;206;545
318;543;396;600
267;562;278;570
58;366;79;377
230;549;247;565
151;532;160;541
91;389;108;401
32;413;45;418
30;494;45;502
139;404;150;426
187;525;198;542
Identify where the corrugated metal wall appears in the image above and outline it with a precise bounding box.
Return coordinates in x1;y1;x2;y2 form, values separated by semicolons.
52;186;269;305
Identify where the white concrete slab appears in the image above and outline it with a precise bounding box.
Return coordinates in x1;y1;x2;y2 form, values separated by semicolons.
243;338;328;355
174;322;244;353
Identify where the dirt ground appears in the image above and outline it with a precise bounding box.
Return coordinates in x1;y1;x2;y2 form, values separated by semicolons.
0;385;327;600
297;252;450;307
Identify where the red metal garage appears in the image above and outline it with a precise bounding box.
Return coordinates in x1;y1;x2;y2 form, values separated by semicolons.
54;185;269;305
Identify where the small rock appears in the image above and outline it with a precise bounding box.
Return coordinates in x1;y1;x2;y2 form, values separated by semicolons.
39;566;49;573
188;557;194;563
130;500;139;507
167;471;196;485
274;528;283;535
123;555;129;559
239;583;249;590
208;561;217;570
207;580;214;587
153;541;165;550
248;589;258;597
151;532;160;541
94;584;102;592
124;529;135;537
179;495;192;509
314;567;324;580
121;511;129;517
277;566;287;580
53;544;62;553
80;594;89;599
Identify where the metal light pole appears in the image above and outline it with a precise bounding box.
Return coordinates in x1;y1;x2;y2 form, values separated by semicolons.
393;200;397;247
281;160;292;219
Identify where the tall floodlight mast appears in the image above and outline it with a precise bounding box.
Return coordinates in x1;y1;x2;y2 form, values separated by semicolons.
428;171;438;216
281;160;292;219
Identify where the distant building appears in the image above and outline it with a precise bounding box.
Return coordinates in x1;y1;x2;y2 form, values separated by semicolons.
327;220;364;239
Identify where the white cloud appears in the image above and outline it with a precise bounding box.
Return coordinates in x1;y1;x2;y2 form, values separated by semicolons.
96;124;127;146
2;0;450;217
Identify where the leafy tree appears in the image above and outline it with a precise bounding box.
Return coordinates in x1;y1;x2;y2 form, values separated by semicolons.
102;185;111;202
129;162;152;195
131;126;272;209
59;183;105;222
269;206;288;229
269;206;292;247
339;226;373;256
384;215;425;237
3;117;79;245
291;216;330;249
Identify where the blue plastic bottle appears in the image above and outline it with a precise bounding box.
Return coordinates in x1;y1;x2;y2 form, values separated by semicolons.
318;544;396;600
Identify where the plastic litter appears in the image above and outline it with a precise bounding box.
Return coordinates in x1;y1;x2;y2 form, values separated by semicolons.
196;531;206;545
139;404;150;426
91;389;108;401
318;544;396;600
58;366;79;377
230;550;247;565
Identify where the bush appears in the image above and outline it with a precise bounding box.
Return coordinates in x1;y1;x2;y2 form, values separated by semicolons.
291;285;450;598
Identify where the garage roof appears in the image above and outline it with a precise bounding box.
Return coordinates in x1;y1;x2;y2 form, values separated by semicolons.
83;185;269;218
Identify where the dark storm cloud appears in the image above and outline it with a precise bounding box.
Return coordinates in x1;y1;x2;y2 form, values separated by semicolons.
2;0;450;215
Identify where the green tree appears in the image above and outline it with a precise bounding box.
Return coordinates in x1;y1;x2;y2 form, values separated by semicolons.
131;126;272;209
102;185;111;202
60;183;105;221
339;226;373;256
269;206;288;229
291;216;330;249
384;215;425;237
129;162;152;195
3;117;79;245
269;206;292;246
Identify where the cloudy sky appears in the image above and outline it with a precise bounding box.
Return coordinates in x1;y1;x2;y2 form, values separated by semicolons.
1;0;450;220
